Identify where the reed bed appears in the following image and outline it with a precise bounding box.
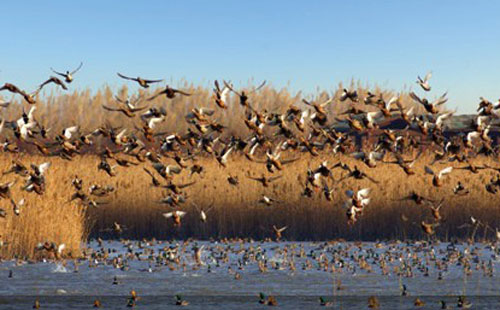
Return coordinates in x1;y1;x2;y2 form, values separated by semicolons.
85;153;500;241
1;151;498;260
0;154;88;259
0;81;490;259
0;79;426;142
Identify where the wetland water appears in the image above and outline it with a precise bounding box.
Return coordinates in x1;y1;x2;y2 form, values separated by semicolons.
0;240;498;309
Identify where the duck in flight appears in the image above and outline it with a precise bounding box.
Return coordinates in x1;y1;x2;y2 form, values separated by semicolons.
51;62;83;83
117;72;163;88
148;85;191;100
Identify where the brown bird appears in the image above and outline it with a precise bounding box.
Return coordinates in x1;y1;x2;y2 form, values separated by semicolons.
212;80;231;109
385;152;420;175
163;180;196;195
456;159;487;174
302;97;333;117
39;76;68;91
263;144;299;171
424;166;453;187
0;83;38;104
227;175;239;186
272;225;287;241
148;85;191;100
224;80;266;108
98;157;117;177
117;72;163;88
247;174;282;187
0;180;16;199
163;210;187;226
102;101;146;118
409;91;448;114
427;198;444;221
421;221;439;235
397;192;433;205
338;165;379;184
144;167;161;187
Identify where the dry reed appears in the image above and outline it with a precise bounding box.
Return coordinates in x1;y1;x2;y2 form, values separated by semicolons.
0;81;491;260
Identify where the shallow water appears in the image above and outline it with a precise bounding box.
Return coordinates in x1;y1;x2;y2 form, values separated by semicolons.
0;240;499;309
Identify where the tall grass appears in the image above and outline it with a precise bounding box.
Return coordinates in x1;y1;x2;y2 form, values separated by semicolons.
0;79;428;141
1;151;498;260
0;155;88;259
0;81;490;259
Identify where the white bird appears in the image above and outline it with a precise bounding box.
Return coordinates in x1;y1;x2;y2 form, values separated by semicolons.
114;129;127;145
417;72;432;91
245;142;259;161
259;195;281;206
162;210;187;226
192;202;214;223
215;146;233;167
17;106;36;128
57;243;66;255
365;111;384;128
32;162;51;176
10;198;24;216
19;122;37;140
62;125;79;140
148;116;164;129
425;166;453;187
435;112;454;130
344;188;371;209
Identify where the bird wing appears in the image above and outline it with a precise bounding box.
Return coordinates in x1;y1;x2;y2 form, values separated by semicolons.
223;80;241;96
436;112;453;128
63;125;79;139
176;211;187;217
438;166;453;178
424;166;435;175
38;162;51;175
433;92;448;106
148;116;164;129
345;190;354;198
423;71;432;82
50;68;66;76
70;62;83;75
409;92;423;105
147;91;164;101
281;157;299;165
357;188;371;200
165;165;182;175
177;181;196;189
319;97;334;108
162;212;173;218
28;107;37;122
142;78;164;83
248;80;267;94
117;73;137;81
268;175;283;182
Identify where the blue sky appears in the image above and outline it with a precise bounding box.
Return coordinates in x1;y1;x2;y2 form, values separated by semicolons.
2;1;500;113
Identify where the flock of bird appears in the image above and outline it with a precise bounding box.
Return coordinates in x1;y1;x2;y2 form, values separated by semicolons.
2;66;500;310
1;65;500;249
13;239;498;308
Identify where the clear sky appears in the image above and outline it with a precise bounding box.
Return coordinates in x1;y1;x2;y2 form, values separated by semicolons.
2;0;500;113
